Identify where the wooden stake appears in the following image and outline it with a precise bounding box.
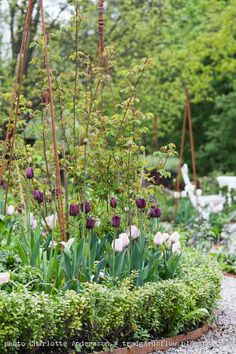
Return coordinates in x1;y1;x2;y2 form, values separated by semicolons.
40;0;66;242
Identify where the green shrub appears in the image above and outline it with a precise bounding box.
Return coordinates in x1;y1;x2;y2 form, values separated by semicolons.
0;254;221;353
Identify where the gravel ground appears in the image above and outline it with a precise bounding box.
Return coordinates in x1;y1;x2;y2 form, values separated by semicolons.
156;276;236;354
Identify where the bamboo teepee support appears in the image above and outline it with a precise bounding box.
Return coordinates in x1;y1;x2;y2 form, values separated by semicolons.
0;0;66;242
98;0;105;67
39;0;66;242
173;88;197;221
0;0;34;209
186;89;197;189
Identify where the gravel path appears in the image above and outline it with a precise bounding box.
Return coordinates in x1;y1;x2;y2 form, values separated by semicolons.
156;276;236;354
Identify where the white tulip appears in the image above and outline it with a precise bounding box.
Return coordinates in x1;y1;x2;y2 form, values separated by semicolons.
154;232;165;245
0;272;10;285
48;240;57;249
30;213;37;230
45;214;57;230
7;205;15;216
95;218;101;227
162;233;170;241
61;238;75;249
119;233;130;248
112;239;123;252
126;225;140;240
169;232;180;243
172;241;181;254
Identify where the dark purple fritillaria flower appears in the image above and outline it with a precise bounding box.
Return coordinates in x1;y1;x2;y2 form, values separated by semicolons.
33;190;44;203
110;197;117;208
26;167;34;179
112;215;121;228
80;201;91;214
149;206;161;218
69;203;79;216
135;198;146;209
86;217;96;229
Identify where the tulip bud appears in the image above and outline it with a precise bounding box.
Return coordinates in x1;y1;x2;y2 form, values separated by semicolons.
86;217;96;229
135;198;146;209
126;225;140;240
33;190;44;203
80;201;91;214
0;272;10;285
7;205;15;216
112;239;123;252
30;213;37;230
172;241;181;254
110;197;117;208
26;167;34;179
45;214;57;230
119;233;130;248
149;206;161;218
48;240;57;249
169;232;180;243
112;215;121;228
95;218;101;227
154;232;165;246
69;203;79;217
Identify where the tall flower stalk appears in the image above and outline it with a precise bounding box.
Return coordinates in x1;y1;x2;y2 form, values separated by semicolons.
82;140;88;238
25;167;34;240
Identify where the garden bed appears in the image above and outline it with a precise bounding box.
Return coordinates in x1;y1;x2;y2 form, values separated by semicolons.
0;255;221;354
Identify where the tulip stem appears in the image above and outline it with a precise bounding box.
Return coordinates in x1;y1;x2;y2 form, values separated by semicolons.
74;217;77;243
82;143;87;239
26;179;31;241
112;249;115;278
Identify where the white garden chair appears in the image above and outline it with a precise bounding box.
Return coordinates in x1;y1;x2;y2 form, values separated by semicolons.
217;176;236;206
181;164;225;220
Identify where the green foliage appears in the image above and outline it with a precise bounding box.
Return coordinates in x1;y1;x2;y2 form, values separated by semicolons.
1;0;236;179
216;251;236;275
0;254;221;353
5;226;182;292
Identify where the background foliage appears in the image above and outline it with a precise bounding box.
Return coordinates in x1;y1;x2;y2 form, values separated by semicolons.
1;0;236;175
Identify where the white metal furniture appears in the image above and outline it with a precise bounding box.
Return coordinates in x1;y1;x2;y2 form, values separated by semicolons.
217;176;236;205
181;164;225;220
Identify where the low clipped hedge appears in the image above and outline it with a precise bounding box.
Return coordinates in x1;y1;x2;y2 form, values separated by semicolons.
0;254;221;353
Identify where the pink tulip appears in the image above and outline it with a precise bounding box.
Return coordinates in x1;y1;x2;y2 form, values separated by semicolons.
154;232;165;246
172;241;181;254
7;205;15;215
112;239;123;252
169;232;180;243
126;225;140;240
30;213;37;230
45;214;57;230
119;233;130;248
0;272;10;285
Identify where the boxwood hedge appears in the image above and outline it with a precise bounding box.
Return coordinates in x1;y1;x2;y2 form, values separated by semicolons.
0;254;221;353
